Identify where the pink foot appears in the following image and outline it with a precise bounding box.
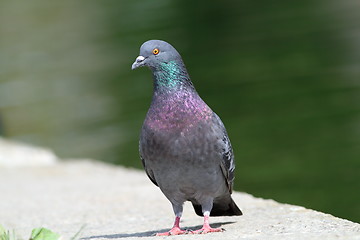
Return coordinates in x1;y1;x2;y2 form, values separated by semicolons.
155;216;187;236
191;226;224;234
155;227;187;236
190;214;225;234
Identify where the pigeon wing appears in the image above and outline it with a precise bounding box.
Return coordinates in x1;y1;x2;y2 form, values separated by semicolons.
212;113;236;193
140;154;158;186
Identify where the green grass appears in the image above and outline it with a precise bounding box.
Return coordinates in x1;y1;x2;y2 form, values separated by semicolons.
0;225;85;240
0;226;16;240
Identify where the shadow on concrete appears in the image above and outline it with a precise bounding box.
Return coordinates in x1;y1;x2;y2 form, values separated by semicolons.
83;221;235;238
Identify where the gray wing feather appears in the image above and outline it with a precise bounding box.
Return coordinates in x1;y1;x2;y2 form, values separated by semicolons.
213;113;236;193
140;154;158;186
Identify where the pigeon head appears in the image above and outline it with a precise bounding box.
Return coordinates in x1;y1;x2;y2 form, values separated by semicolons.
131;40;183;71
132;40;193;92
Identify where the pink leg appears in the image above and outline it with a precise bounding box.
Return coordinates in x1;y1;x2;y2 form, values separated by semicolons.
155;216;187;236
191;215;225;234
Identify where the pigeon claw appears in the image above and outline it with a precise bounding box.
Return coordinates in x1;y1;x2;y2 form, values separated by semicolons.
155;227;188;236
190;226;225;234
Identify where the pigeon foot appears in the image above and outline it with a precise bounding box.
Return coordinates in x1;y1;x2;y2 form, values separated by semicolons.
155;216;187;236
191;226;225;234
190;214;225;234
155;227;187;236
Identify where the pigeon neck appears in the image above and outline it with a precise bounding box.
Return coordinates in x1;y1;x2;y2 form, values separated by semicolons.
152;60;194;93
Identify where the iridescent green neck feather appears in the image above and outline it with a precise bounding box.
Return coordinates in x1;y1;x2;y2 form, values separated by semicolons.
152;60;194;92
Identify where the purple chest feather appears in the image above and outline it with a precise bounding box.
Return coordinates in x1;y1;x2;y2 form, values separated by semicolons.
144;90;212;132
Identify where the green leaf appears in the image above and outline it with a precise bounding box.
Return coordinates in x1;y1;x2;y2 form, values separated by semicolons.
0;226;16;240
29;228;60;240
0;225;6;236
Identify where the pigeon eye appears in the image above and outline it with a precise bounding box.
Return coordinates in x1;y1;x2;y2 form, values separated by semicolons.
152;48;159;55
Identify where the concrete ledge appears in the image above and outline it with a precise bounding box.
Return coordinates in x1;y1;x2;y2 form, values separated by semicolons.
0;137;57;167
0;138;359;239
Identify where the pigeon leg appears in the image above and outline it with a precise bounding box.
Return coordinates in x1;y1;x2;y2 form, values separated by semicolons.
192;211;225;234
155;216;187;236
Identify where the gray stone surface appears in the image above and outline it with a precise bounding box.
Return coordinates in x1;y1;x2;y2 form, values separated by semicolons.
0;139;359;240
0;137;57;167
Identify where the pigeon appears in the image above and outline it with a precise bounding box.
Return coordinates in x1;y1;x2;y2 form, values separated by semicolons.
132;40;242;235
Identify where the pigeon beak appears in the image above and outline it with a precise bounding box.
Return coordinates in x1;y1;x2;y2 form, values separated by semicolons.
131;55;146;70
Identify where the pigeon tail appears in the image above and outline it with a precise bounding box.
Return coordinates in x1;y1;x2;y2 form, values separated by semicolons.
192;197;243;217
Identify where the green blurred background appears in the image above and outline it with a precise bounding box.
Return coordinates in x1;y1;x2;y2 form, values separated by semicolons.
0;0;359;222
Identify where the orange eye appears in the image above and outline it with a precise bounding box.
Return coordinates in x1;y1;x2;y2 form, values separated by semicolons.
152;48;159;55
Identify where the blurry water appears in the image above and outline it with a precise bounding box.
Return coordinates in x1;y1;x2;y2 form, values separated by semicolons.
0;0;359;222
